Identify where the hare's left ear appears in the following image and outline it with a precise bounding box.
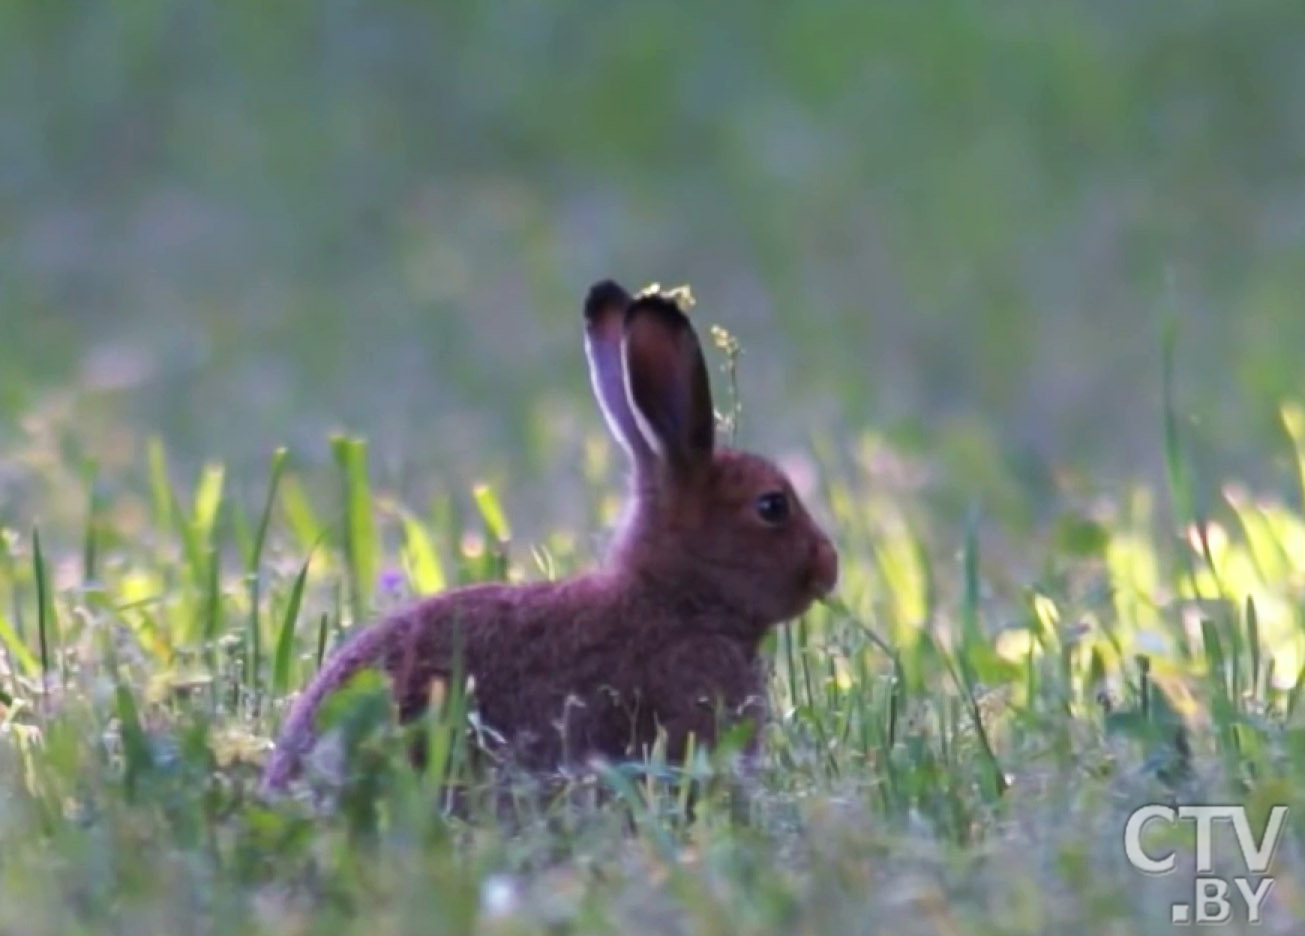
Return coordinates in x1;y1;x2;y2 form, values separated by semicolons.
621;294;715;474
584;280;657;469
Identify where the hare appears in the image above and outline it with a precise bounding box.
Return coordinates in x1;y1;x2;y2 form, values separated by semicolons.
261;280;839;793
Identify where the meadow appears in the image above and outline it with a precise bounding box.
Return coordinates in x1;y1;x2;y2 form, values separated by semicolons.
4;1;1305;933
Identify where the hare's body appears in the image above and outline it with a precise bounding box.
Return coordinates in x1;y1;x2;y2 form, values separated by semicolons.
262;282;837;793
383;573;768;771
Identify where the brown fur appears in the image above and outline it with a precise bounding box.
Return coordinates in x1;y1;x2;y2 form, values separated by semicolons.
261;281;838;793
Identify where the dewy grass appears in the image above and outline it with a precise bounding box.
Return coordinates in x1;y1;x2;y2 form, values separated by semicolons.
2;356;1305;933
247;447;289;705
333;434;379;628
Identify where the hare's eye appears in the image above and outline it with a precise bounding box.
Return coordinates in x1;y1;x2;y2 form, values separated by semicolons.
755;491;790;525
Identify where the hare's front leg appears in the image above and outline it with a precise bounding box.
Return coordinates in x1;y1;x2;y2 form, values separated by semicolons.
645;635;767;763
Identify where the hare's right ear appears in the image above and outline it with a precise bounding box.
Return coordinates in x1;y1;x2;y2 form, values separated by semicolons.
584;280;656;468
621;294;715;476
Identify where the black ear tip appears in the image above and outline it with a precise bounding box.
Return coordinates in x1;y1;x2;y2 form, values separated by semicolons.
625;293;693;332
584;280;631;322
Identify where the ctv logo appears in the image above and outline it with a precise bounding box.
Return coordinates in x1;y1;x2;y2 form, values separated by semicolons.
1123;804;1288;925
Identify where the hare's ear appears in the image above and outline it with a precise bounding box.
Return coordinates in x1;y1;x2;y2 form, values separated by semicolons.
621;295;715;473
584;280;656;467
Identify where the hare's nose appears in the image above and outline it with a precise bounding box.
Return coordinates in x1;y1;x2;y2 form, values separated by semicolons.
809;537;839;597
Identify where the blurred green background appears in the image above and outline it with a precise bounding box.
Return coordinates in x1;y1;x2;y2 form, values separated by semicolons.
4;0;1305;523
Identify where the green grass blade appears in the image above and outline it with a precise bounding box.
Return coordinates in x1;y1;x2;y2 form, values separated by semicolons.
1199;618;1240;763
0;539;26;643
32;527;56;688
1245;595;1261;703
146;436;174;534
115;682;152;800
281;475;324;555
332;435;377;625
1280;402;1305;514
232;501;254;573
0;609;37;678
203;546;222;642
272;554;313;694
82;459;103;585
1200;619;1228;700
316;611;330;672
961;506;984;657
472;482;511;580
940;642;1008;800
246;447;289;701
202;546;222;674
192;462;226;547
781;622;798;715
248;448;289;573
471;482;512;543
400;510;445;594
1288;653;1305;719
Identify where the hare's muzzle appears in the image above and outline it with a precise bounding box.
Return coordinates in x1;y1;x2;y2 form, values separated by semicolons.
808;537;839;599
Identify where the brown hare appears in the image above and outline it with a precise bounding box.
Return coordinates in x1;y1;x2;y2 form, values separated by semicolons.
261;280;839;793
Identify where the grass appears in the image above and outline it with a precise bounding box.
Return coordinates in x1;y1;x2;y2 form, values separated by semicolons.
1;345;1304;936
